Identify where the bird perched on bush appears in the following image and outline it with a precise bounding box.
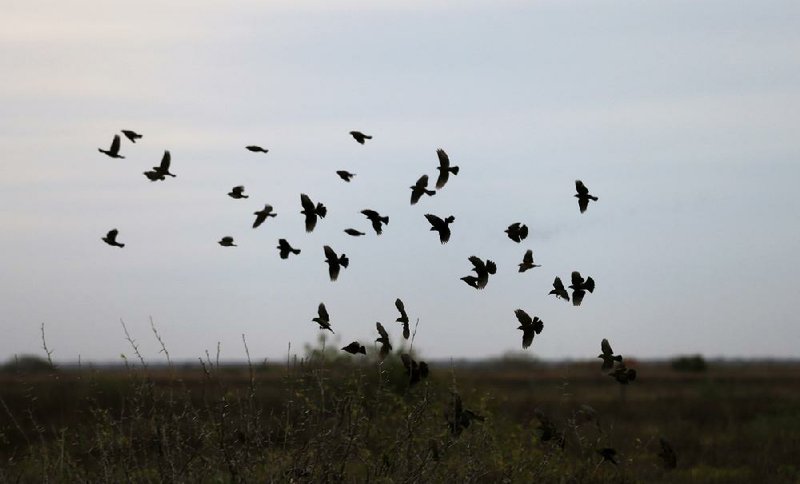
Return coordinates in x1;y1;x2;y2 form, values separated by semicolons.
102;229;125;248
597;448;618;465
435;148;459;189
609;363;637;384
446;392;485;437
658;437;678;470
301;194;327;232
401;353;429;385
323;246;348;281
514;309;544;349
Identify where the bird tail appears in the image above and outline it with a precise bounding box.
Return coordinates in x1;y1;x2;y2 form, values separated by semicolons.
426;189;436;196
364;134;372;139
119;243;125;248
450;166;459;175
445;215;455;223
292;248;301;255
316;203;327;218
381;216;389;225
358;346;366;354
613;355;623;362
590;195;598;201
339;255;349;268
585;277;595;293
268;212;277;217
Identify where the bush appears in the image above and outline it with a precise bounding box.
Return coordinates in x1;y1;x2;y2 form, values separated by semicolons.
671;355;708;372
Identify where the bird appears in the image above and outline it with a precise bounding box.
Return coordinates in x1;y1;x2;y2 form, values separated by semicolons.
435;148;459;189
424;214;455;244
277;239;300;259
514;309;544;349
341;342;366;355
446;392;485;437
102;229;125;248
143;170;164;181
361;209;389;235
533;408;565;448
149;150;176;179
218;236;236;247
597;448;618;465
311;303;334;333
401;353;429;385
245;145;269;153
344;228;365;236
569;271;595;306
575;180;598;213
228;186;248;199
658;437;678;470
252;205;277;228
121;130;142;143
98;134;124;159
375;322;392;360
505;223;528;243
300;194;327;232
395;298;410;339
462;256;497;290
598;338;623;371
410;175;436;205
609;362;637;384
349;131;372;144
548;276;570;301
518;250;541;272
323;245;349;281
336;170;355;182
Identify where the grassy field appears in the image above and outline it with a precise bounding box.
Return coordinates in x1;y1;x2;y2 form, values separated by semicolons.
2;349;800;483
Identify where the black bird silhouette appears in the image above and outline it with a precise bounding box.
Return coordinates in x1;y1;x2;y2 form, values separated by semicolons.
228;186;248;199
410;175;436;205
424;214;455;244
395;298;410;339
349;131;372;144
323;245;348;281
150;150;176;179
598;338;623;370
658;437;678;470
218;236;236;247
514;309;544;349
505;222;528;243
549;276;570;301
609;363;637;384
277;239;300;259
300;194;327;232
533;408;566;448
252;204;277;228
361;209;389;235
121;130;142;143
143;170;163;181
461;256;497;290
341;341;366;355
401;353;429;385
569;271;595;306
336;170;355;182
375;322;392;360
98;134;124;159
446;392;485;437
246;145;268;153
575;180;598;213
435;148;459;189
102;229;125;248
597;448;619;465
518;249;541;272
344;228;365;236
312;303;334;333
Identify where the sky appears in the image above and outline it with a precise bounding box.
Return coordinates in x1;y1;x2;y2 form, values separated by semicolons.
1;0;799;363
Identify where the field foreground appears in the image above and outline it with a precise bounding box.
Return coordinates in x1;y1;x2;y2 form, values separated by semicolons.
1;354;799;483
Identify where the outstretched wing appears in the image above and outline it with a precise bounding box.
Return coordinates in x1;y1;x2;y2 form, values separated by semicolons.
395;298;408;322
324;245;336;261
300;193;314;212
522;250;533;265
159;150;171;171
553;276;565;292
578;197;589;213
571;271;584;287
376;322;389;340
424;213;443;228
468;255;484;272
110;134;121;153
317;303;329;321
575;180;589;196
514;309;532;326
601;338;613;356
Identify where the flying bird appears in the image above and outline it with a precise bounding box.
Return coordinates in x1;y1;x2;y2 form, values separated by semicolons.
375;322;392;360
395;298;410;339
410;175;436;205
98;134;124;159
424;214;455;244
300;194;327;232
245;145;269;153
518;250;541;272
228;186;248;199
435;148;459;189
102;229;125;248
143;170;164;181
311;303;334;333
121;130;142;143
218;236;236;247
548;276;570;301
349;131;372;144
341;342;366;355
401;354;429;385
462;256;497;290
609;363;637;384
336;170;355;182
514;309;544;349
505;222;528;243
446;392;485;437
575;180;598;213
569;271;595;306
597;448;619;465
598;338;623;371
323;245;348;281
361;209;389;235
252;204;277;228
344;228;365;236
658;437;678;470
149;150;176;179
277;239;300;259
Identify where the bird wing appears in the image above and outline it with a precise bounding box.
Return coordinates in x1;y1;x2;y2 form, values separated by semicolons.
416;174;429;188
424;213;443;228
523;250;533;265
436;148;449;169
376;322;389;340
410;187;423;205
571;271;584;287
514;309;532;326
400;353;412;371
553;276;565;291
578;198;589;213
601;338;613;356
575;180;589;196
522;329;534;349
107;229;118;239
300;193;314;212
572;289;585;306
533;317;544;333
253;212;266;228
157;150;171;172
395;298;408;321
468;256;484;272
318;303;329;321
324;245;336;260
110;134;121;153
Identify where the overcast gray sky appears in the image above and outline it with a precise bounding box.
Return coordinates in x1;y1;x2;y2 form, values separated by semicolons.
1;0;799;363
